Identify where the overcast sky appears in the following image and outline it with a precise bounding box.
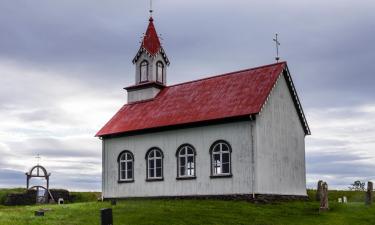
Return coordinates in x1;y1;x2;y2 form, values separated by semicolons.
0;0;374;191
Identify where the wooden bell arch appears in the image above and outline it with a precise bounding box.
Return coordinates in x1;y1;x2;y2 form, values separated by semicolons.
25;165;54;203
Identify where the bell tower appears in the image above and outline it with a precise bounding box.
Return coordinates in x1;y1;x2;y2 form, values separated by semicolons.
125;14;170;104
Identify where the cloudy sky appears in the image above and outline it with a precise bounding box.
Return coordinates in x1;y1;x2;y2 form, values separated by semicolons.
0;0;374;191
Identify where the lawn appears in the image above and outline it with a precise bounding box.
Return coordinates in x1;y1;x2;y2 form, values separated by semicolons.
0;199;374;225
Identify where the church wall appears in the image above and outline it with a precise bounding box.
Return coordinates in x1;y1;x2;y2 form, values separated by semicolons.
254;73;307;196
102;121;254;198
127;87;161;103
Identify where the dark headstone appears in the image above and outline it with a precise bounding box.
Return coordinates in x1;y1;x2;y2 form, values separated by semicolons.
111;199;117;206
35;211;44;216
101;208;113;225
365;181;373;205
316;180;323;201
319;182;329;212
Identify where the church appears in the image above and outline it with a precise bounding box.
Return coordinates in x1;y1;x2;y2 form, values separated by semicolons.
96;14;310;200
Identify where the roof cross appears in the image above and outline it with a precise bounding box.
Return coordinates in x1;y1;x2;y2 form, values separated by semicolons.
35;154;41;165
273;33;281;62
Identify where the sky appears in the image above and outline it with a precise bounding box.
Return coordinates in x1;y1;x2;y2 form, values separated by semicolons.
0;0;374;191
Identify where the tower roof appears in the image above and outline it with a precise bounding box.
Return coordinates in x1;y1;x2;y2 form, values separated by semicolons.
132;17;169;65
142;17;161;55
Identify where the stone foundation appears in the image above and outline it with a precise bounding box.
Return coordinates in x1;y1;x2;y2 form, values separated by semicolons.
104;194;308;203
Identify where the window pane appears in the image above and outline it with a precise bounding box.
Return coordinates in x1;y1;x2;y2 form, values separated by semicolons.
120;154;126;160
222;153;230;163
149;151;154;158
157;63;163;82
155;150;161;157
127;162;132;170
187;148;193;155
180;157;186;167
187;156;194;163
214;164;220;174
121;171;126;179
141;62;148;82
188;167;194;176
222;163;230;173
127;170;132;179
213;145;220;152
180;148;186;155
149;168;154;178
213;153;220;162
121;162;126;171
149;159;154;169
126;153;132;160
156;168;162;177
156;159;161;168
222;143;229;152
180;166;185;176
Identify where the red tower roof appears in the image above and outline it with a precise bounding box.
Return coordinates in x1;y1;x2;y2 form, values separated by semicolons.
96;62;310;137
142;17;161;55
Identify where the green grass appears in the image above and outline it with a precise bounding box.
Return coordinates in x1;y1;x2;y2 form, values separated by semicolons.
0;199;374;225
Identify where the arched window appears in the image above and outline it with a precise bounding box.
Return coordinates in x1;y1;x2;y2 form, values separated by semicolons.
156;61;164;83
210;141;232;177
146;148;163;180
176;144;196;178
140;60;149;82
118;151;134;182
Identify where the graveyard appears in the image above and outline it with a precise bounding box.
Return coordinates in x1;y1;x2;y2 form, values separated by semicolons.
0;189;373;225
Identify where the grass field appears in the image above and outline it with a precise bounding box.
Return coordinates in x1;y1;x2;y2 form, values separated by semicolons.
0;199;374;225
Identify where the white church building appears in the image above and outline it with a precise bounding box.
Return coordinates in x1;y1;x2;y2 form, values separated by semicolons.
96;15;310;200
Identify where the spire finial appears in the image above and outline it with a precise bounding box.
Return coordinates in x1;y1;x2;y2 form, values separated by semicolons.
149;0;153;17
35;154;41;165
273;33;281;62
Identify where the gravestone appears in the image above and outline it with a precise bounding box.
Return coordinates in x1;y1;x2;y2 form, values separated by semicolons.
343;196;347;203
316;180;323;201
365;181;373;205
338;198;342;203
101;208;113;225
111;199;117;206
58;198;64;205
35;211;44;216
319;182;329;212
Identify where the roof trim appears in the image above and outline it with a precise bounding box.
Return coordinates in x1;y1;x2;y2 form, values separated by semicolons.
283;65;311;135
125;81;166;91
98;115;252;139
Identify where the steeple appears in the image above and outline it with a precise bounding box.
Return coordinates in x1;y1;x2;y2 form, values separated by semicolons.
126;14;170;104
132;16;169;66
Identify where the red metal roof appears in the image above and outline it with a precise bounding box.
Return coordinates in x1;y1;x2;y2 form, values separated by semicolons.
141;17;161;56
96;62;307;137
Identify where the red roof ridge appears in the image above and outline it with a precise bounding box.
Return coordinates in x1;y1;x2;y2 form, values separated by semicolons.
167;61;286;88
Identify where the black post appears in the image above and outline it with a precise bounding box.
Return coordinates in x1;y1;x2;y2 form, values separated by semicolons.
100;208;113;225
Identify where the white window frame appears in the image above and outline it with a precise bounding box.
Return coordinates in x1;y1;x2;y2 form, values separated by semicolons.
147;148;163;180
177;145;196;178
119;151;134;181
140;60;149;82
211;142;231;176
156;61;164;83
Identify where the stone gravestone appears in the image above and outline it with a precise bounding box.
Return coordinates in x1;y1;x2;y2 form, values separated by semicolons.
338;198;342;203
101;208;113;225
343;196;347;203
316;180;323;201
365;181;373;205
319;182;329;212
